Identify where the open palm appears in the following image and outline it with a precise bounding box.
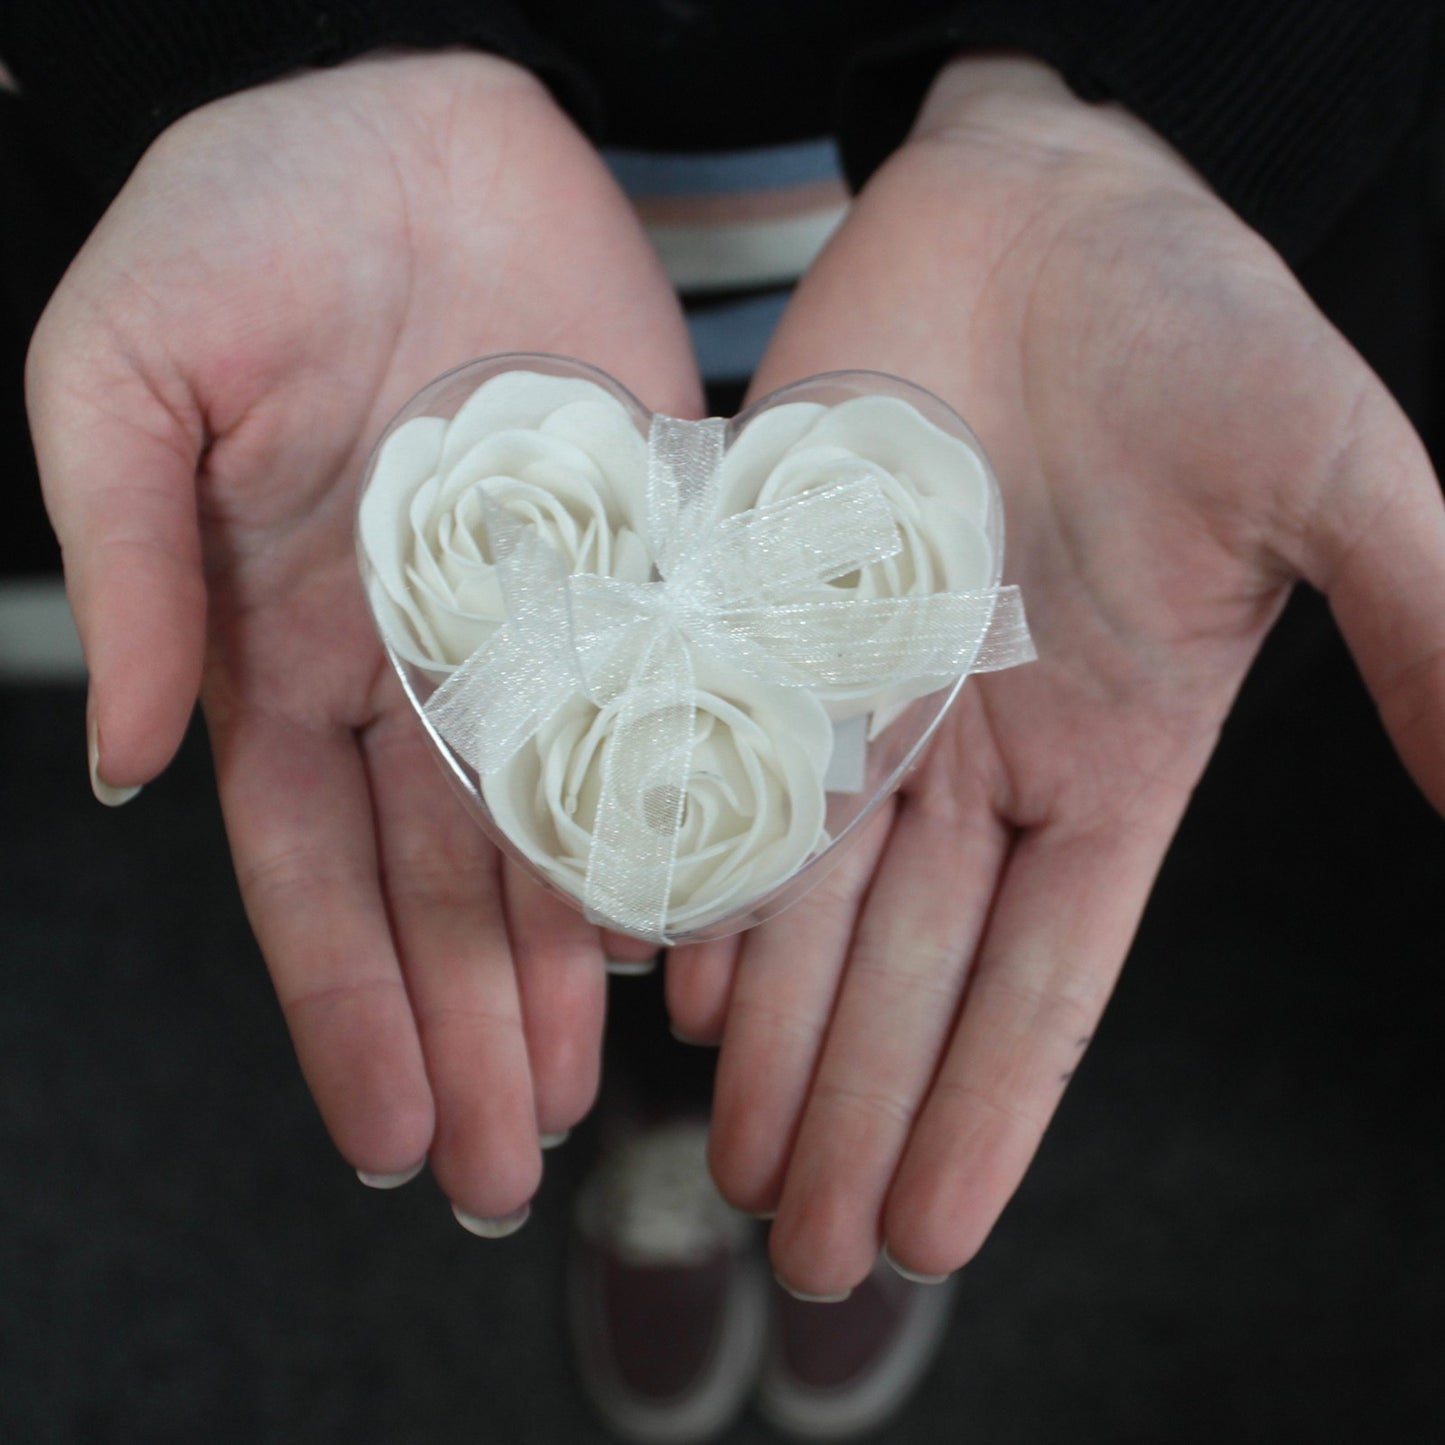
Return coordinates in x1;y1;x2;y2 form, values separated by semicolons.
672;57;1445;1294
28;52;698;1224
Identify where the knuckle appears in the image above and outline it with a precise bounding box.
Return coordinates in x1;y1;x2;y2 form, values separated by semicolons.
727;993;827;1051
810;1078;917;1132
931;1076;1048;1135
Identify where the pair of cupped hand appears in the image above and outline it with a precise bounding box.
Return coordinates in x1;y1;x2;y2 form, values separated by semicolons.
29;49;1445;1293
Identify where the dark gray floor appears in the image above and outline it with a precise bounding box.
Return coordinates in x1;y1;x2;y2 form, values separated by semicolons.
3;578;1443;1444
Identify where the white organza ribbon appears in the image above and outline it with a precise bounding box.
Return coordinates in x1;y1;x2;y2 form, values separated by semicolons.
425;415;1034;939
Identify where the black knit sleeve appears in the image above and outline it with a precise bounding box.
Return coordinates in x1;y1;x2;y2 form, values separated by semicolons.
836;0;1440;264
0;1;597;204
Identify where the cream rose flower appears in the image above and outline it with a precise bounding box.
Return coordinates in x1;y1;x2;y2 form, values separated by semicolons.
359;370;652;676
482;655;834;934
713;394;999;718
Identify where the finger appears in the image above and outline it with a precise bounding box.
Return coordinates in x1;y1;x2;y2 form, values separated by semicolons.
881;802;1180;1278
208;703;434;1179
708;805;896;1218
768;794;1009;1297
363;710;541;1222
27;329;207;792
665;934;742;1045
503;857;607;1140
599;928;661;976
1305;384;1445;811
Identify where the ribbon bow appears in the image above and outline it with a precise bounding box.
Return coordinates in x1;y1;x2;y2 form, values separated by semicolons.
424;415;1033;941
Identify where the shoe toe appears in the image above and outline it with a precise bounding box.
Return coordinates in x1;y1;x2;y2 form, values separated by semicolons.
757;1259;958;1440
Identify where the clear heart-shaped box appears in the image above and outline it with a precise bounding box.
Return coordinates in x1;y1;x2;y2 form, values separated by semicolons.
356;353;1027;946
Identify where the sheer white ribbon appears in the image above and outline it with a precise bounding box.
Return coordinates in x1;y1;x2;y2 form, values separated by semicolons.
425;415;1034;940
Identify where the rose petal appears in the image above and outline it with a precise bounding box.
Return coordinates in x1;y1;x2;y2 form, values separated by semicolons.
919;497;992;591
714;401;826;516
481;654;832;933
438;430;604;509
359;415;447;610
365;576;449;676
798;395;990;512
540;399;650;533
440;371;634;472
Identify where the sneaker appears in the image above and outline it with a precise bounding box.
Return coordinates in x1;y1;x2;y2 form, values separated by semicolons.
568;1120;768;1443
757;1256;959;1439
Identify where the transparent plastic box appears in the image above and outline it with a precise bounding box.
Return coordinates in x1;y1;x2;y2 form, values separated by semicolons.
356;353;1029;945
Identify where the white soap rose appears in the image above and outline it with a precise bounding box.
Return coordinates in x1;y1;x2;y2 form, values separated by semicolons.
359;371;652;676
714;395;998;718
483;656;833;934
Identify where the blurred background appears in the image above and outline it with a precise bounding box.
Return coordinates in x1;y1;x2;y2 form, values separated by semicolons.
2;80;1443;1445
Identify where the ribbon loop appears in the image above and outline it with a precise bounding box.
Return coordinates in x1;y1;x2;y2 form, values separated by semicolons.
672;468;900;606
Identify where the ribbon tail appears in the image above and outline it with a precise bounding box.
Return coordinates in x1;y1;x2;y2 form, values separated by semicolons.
707;587;1033;688
647;415;727;577
583;627;696;943
968;585;1036;672
425;624;579;775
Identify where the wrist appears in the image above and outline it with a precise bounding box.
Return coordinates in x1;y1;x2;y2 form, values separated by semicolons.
913;52;1075;132
141;47;565;185
907;51;1203;195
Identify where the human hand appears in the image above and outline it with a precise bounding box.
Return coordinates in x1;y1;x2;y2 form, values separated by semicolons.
668;55;1445;1293
27;51;697;1225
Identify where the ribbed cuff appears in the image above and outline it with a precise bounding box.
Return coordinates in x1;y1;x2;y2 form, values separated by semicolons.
0;0;598;202
837;0;1439;263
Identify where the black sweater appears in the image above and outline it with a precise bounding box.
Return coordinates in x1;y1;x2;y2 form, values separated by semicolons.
0;1;1438;263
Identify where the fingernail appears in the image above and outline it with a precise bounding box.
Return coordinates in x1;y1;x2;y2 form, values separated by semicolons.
775;1274;851;1304
452;1201;531;1239
88;712;141;807
670;1027;718;1047
356;1161;425;1190
882;1246;951;1285
605;954;657;976
540;1129;570;1150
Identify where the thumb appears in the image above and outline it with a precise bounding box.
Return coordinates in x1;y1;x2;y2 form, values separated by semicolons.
27;306;207;800
1305;379;1445;813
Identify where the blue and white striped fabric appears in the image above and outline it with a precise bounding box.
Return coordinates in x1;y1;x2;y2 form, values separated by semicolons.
603;138;849;385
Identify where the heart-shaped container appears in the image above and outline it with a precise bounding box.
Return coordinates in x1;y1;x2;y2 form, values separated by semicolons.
356;353;1021;945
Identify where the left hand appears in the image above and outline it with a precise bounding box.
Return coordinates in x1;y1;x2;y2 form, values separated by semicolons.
667;55;1445;1294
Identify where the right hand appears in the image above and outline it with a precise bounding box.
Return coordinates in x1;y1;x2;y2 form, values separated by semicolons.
27;51;699;1224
